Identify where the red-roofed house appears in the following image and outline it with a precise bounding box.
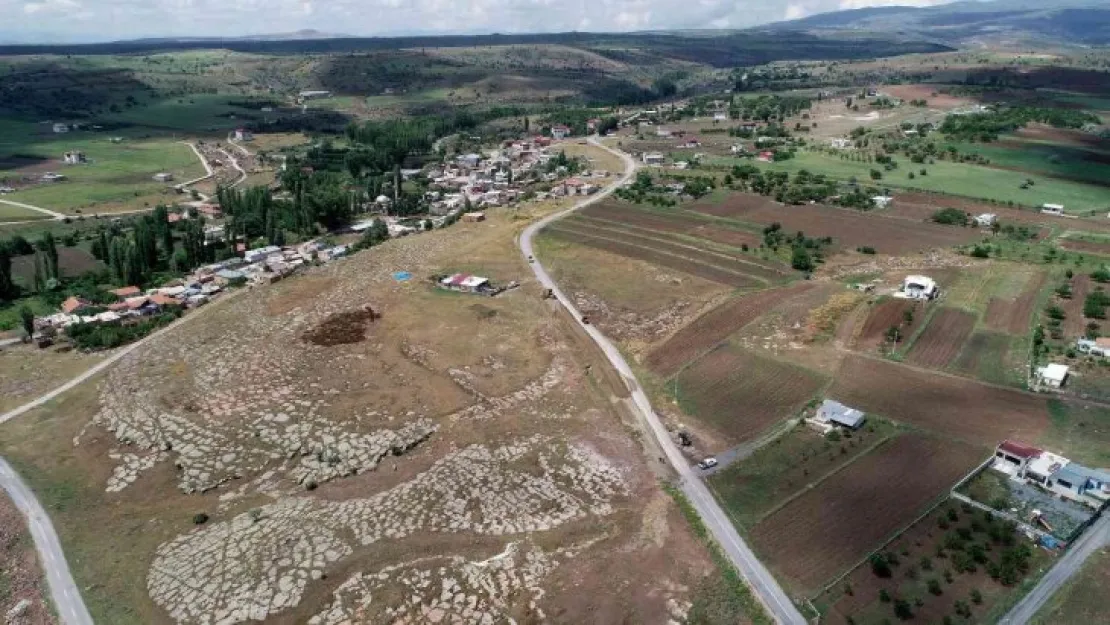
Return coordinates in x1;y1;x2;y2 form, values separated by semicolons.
61;296;89;314
110;286;142;299
197;204;223;217
167;213;183;224
993;440;1043;477
757;151;775;163
149;293;181;308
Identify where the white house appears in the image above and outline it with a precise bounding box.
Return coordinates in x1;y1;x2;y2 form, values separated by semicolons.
1036;363;1069;388
52;122;69;134
872;195;894;209
63;150;86;165
550;125;570;140
642;153;666;165
298;90;331;100
830;138;853;149
1042;203;1066;216
974;213;998;227
153;172;174;183
896;275;939;300
233;128;253;141
713;112;728;122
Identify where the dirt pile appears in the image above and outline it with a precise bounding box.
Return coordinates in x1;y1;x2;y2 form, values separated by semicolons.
302;306;380;346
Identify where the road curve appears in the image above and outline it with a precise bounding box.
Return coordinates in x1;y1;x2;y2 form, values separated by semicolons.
0;457;94;625
519;136;807;625
999;514;1110;624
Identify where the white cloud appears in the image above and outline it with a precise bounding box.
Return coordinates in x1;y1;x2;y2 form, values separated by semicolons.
3;0;961;42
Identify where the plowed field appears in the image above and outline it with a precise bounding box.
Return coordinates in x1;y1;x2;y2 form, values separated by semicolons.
829;355;1049;445
1060;238;1110;256
751;434;983;594
905;308;976;368
1064;274;1092;337
891;191;1107;235
580;201;763;249
854;298;927;351
984;271;1047;335
674;345;827;444
645;283;814;377
690;195;980;254
544;226;762;288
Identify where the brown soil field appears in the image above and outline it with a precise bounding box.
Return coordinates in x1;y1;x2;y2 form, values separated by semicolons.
691;196;981;255
1060;238;1110;256
10;247;105;284
645;283;814;377
891;191;1107;235
751;434;983;594
821;502;1053;625
560;216;786;281
905;308;976;368
829;355;1050;446
854;298;928;351
883;85;973;109
985;271;1048;335
1064;274;1092;337
544;225;763;288
0;494;55;625
581;201;760;245
675;345;828;445
1016;124;1110;149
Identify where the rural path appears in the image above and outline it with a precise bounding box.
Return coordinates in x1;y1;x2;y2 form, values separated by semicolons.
998;513;1110;624
520;136;807;625
0;458;94;625
0;198;66;220
701;419;800;477
218;148;248;188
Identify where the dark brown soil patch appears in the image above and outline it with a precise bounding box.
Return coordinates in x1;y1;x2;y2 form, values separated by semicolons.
301;307;379;346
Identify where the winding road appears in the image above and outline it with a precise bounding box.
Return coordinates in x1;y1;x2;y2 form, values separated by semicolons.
519;136;807;625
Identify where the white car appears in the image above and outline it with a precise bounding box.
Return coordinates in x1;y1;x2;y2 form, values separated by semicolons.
697;457;718;470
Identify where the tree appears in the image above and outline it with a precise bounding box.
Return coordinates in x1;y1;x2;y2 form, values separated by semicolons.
40;231;59;281
871;553;893;578
870;169;883;181
970;589;982;604
885;325;902;344
893;598;913;620
927;578;943;596
0;242;14;301
19;305;34;338
791;246;814;272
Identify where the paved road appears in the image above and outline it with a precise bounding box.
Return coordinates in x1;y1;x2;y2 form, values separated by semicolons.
0;457;94;625
999;513;1110;624
519;136;806;625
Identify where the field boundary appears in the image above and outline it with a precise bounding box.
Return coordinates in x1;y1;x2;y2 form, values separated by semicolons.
751;433;898;526
895;300;942;358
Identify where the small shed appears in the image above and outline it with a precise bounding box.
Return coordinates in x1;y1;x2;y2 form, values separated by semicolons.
153;172;174;183
462;212;486;222
816;399;866;430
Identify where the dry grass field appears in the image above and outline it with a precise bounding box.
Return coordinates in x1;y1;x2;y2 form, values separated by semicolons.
0;183;732;624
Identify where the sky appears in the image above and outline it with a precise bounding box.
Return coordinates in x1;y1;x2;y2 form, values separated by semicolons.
8;0;959;42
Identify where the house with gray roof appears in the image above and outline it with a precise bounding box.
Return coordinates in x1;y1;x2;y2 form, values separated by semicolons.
815;399;866;430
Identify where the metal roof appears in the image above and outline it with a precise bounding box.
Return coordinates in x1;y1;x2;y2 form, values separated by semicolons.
818;399;865;428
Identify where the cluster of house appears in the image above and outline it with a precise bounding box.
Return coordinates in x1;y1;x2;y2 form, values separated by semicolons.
421;137;605;213
992;440;1110;510
805;399;867;435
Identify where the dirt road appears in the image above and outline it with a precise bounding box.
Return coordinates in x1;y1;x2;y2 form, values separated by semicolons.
520;135;806;625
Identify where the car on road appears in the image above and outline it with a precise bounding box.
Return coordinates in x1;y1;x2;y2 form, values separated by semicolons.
697;457;718;470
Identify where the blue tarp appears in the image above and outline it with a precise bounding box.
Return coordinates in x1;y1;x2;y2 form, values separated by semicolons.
393;271;412;282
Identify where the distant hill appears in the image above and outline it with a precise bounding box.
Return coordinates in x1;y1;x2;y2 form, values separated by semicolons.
122;29;352;44
756;0;1110;46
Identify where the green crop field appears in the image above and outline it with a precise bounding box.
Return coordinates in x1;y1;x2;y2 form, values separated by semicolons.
3;138;203;214
717;150;1110;211
952;140;1110;187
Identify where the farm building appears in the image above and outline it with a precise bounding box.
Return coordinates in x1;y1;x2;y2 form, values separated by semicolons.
61;296;89;314
52;122;69;133
829;138;852;149
41;172;66;182
462;212;486;222
642;153;666;165
439;273;491;294
550;125;570;140
678;138;702;149
233;128;253;141
62;150;86;165
153;172;174;183
298;90;331;100
871;195;894;209
243;245;282;264
895;275;939;301
757;151;775;163
1076;337;1110;357
815;399;866;430
974;213;997;227
1041;203;1066;216
1036;363;1069;388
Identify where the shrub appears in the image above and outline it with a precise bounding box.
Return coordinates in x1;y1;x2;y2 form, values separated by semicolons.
871;553;893;578
879;589;892;602
893;598;913;620
928;578;943;595
192;513;209;525
970;589;983;604
857;246;877;254
932;207;968;226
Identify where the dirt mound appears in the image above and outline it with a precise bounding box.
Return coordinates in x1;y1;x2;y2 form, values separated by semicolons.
302;306;380;346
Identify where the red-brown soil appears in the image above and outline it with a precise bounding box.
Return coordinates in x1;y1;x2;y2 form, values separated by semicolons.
675;345;827;444
0;495;56;625
906;308;976;368
645;283;814;377
581;201;762;250
854;298;928;351
1060;238;1110;256
1064;274;1093;337
891;191;1109;235
883;84;974;109
751;434;983;594
828;355;1050;446
690;196;981;255
984;271;1048;335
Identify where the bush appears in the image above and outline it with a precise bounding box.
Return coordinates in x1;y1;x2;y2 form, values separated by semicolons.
970;589;983;604
871;553;893;578
192;513;209;524
893;598;913;620
928;579;943;596
970;245;990;259
879;589;892;602
857;246;877;254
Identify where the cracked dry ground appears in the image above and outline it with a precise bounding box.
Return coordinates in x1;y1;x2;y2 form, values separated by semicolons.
0;208;723;625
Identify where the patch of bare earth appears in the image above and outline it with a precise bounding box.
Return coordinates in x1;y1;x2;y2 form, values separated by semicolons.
0;494;55;625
